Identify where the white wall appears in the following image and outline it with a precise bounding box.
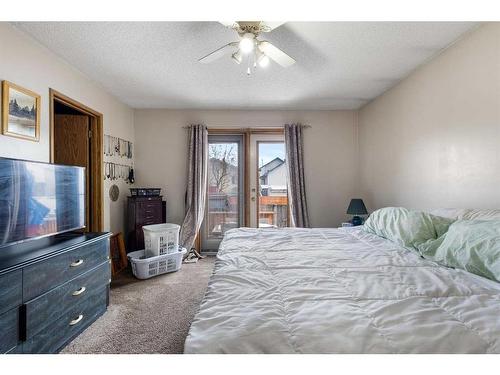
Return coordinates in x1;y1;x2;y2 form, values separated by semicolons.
0;23;135;234
134;109;358;228
358;23;500;211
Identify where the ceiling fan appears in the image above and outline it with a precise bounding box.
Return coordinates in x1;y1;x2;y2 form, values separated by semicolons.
198;21;296;74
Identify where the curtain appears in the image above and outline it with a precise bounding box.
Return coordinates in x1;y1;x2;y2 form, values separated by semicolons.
284;123;310;228
180;124;208;251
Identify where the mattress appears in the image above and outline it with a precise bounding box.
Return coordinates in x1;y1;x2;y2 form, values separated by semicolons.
184;227;500;353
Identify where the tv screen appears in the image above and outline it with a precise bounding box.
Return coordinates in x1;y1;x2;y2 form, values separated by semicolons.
0;157;85;247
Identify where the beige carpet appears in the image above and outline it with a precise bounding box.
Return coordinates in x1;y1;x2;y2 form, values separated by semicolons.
62;256;215;354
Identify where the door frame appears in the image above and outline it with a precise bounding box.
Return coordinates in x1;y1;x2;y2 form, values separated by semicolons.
196;127;284;252
49;89;104;232
201;133;245;252
252;135;289;228
206;127;284;227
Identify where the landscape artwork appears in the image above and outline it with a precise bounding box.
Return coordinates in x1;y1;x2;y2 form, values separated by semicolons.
2;81;40;141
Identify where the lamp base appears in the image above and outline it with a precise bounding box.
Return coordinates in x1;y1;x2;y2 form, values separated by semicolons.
351;216;363;226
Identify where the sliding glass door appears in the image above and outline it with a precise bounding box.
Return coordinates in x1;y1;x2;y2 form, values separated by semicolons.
248;133;289;228
200;131;289;252
201;134;244;252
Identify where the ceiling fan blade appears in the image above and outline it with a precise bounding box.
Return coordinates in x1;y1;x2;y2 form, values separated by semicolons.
219;21;239;29
198;42;238;64
260;22;286;32
258;41;296;68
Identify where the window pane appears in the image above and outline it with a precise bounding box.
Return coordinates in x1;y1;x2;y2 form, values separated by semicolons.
258;142;288;228
207;142;240;238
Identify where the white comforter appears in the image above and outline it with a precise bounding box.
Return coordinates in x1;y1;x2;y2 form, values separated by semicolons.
184;227;500;353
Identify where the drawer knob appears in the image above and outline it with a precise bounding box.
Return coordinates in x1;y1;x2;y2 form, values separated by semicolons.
70;259;84;267
72;286;86;296
69;314;84;326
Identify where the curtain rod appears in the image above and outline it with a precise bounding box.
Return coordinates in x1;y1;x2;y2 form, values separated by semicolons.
182;125;311;129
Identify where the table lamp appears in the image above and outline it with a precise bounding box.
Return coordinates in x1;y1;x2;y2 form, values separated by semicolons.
347;199;368;226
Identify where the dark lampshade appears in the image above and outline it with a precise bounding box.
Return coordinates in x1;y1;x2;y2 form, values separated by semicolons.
346;199;368;215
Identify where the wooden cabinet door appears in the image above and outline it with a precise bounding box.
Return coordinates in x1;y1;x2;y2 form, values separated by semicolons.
54;114;90;230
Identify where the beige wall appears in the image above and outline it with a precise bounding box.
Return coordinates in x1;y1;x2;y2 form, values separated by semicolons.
0;23;135;234
134;109;358;227
358;23;500;211
4;21;497;235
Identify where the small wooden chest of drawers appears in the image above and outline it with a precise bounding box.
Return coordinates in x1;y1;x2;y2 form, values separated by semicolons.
0;232;110;354
127;196;165;252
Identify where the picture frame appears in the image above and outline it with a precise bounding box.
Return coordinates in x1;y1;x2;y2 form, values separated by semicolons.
1;80;41;142
110;232;128;277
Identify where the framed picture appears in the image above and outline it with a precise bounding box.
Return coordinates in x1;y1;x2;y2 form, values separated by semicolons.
2;80;41;141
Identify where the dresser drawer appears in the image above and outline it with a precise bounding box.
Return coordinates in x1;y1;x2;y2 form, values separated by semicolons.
136;201;162;224
23;239;109;301
23;287;107;353
144;208;161;221
0;270;22;315
138;213;160;226
0;308;19;353
25;261;110;338
138;213;162;226
6;345;23;354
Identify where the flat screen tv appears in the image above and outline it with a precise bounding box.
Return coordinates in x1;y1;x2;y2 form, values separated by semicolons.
0;157;85;248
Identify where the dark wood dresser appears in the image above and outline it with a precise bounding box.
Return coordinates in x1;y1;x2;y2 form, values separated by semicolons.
126;196;165;253
0;232;110;354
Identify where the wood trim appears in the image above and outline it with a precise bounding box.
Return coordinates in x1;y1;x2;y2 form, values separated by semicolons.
206;128;250;227
255;140;261;227
1;81;41;142
110;232;127;277
255;139;290;227
49;89;102;117
206;128;247;134
49;90;55;162
248;128;284;134
207;127;284;135
206;128;284;228
90;115;104;232
244;130;250;226
197;127;285;251
49;88;104;232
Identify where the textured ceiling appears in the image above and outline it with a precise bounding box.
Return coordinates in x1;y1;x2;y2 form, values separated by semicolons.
14;22;477;110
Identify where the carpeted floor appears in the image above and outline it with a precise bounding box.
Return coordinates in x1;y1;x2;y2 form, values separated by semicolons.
62;256;215;354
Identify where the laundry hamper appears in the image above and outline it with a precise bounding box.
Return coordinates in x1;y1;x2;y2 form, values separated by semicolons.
128;247;187;279
142;223;180;257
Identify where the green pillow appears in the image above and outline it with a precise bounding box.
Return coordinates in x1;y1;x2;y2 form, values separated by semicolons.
420;220;500;282
363;207;455;250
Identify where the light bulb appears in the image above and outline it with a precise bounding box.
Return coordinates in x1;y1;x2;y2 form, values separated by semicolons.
258;55;270;68
239;36;255;54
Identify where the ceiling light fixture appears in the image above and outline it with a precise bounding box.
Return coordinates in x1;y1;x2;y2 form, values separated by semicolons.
258;54;270;68
198;22;296;76
253;47;269;69
232;50;242;64
239;33;255;54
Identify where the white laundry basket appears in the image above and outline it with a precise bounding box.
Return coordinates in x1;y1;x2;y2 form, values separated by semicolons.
128;247;187;279
143;223;180;257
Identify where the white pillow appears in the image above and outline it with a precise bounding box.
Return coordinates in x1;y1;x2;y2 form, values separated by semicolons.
463;209;500;221
425;208;500;221
426;208;471;220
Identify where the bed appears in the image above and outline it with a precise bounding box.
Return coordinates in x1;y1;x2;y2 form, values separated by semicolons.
184;226;500;353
